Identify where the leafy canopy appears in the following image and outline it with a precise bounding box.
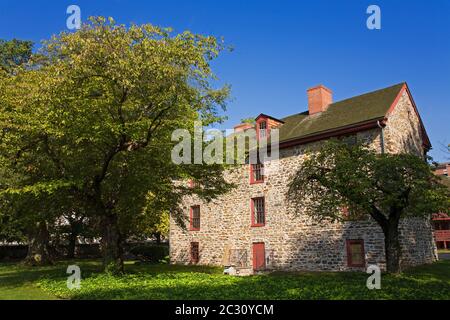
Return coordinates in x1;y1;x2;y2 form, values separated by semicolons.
287;141;449;223
0;39;33;74
0;17;233;236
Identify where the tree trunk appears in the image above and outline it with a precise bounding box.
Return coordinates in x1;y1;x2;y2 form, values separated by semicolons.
155;232;161;245
101;213;124;274
383;220;401;274
67;232;77;259
23;221;53;266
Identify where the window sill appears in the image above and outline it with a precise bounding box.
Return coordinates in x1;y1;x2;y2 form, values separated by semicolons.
189;228;200;232
250;179;264;185
251;224;265;228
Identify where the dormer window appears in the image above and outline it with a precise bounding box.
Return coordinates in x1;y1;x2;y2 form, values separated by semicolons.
259;121;267;139
254;114;284;141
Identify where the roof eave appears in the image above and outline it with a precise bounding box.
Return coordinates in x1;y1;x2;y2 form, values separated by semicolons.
279;117;385;149
255;113;285;124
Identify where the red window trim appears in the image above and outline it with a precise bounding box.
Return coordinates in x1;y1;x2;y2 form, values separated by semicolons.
341;206;349;220
346;239;366;267
190;242;199;264
251;197;265;227
249;163;264;184
189;205;200;231
189;179;200;189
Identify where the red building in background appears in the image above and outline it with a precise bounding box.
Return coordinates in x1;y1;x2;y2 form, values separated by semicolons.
433;213;450;249
434;162;449;177
432;163;450;249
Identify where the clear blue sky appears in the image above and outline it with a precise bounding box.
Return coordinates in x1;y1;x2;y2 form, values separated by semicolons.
1;0;449;161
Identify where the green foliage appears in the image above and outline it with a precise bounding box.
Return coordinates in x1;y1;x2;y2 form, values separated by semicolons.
287;140;449;273
0;211;26;243
138;192;170;239
9;259;444;300
287;140;449;222
0;262;59;300
0;39;33;74
129;244;169;262
1;259;449;300
104;261;124;276
159;255;170;264
240;117;255;124
0;17;234;267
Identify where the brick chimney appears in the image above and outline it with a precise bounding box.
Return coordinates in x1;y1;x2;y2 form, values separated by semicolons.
234;123;254;133
307;85;333;115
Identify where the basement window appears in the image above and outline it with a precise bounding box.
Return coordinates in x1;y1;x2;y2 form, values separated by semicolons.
346;239;365;267
190;242;199;263
190;205;201;231
251;197;265;227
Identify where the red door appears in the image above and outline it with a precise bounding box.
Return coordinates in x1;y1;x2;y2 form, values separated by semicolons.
252;242;266;271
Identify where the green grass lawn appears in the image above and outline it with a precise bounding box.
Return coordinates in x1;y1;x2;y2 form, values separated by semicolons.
1;260;449;300
0;262;59;300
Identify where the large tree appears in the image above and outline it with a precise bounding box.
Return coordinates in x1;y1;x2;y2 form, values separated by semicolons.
287;141;449;273
0;38;62;265
0;17;233;273
0;39;33;74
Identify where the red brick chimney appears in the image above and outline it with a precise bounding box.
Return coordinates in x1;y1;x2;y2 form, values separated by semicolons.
307;85;333;115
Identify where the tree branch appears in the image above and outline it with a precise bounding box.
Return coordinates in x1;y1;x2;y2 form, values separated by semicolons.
369;204;388;229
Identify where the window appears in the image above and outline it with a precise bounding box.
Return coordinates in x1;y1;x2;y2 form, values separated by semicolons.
251;197;265;227
189;179;200;189
341;206;349;219
190;205;200;231
190;242;199;263
346;239;365;267
258;121;267;139
250;162;264;183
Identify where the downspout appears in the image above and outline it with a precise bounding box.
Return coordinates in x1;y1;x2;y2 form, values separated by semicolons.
377;120;385;154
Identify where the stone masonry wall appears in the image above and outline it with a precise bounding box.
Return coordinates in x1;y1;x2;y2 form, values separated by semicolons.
383;89;438;265
170;91;436;273
384;90;425;157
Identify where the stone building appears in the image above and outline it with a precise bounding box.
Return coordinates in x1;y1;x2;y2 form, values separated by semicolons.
170;83;437;274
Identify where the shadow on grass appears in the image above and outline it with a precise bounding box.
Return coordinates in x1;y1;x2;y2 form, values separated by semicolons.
0;260;102;290
45;261;450;300
127;262;222;275
3;259;450;300
401;260;450;283
64;272;450;300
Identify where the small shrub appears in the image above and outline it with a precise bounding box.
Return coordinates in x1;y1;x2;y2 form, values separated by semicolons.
159;255;170;264
128;244;169;263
